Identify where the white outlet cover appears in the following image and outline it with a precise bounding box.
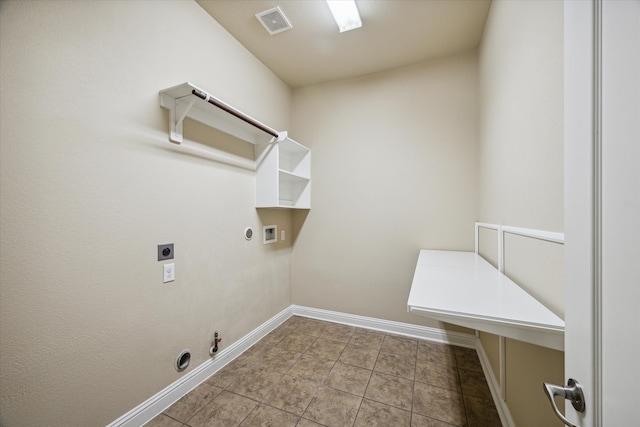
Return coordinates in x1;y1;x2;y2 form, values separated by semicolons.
163;263;175;283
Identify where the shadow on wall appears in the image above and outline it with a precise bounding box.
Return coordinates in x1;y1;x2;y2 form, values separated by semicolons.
155;109;256;170
256;208;310;246
292;209;310;243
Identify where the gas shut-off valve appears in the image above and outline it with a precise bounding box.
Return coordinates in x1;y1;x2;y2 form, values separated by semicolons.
210;331;221;355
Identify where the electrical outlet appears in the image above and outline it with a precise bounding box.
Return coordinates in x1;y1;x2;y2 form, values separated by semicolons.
163;263;175;283
158;243;174;261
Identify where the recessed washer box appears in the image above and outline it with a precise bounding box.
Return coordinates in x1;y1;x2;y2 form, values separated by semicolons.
263;225;277;244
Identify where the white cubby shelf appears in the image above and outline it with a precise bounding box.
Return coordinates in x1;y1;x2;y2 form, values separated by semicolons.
256;135;311;209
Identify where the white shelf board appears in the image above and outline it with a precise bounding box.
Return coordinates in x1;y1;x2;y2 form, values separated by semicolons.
277;170;310;209
159;82;278;145
407;250;564;351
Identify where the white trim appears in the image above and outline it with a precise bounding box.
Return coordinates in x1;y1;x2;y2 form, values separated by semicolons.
501;225;564;245
499;335;506;400
107;306;294;427
108;305;478;426
475;222;501;231
475;222;501;255
591;2;603;426
291;305;477;349
477;338;516;427
475;222;564;248
498;227;505;273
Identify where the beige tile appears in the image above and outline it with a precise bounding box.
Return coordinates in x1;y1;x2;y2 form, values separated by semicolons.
164;381;223;422
261;375;319;416
374;351;416;380
463;395;502;427
145;414;184;427
415;360;460;392
263;325;296;345
297;418;326;427
381;334;418;356
306;337;347;361
410;412;459;427
321;323;356;343
339;344;379;369
288;354;335;383
277;332;318;353
303;386;362;427
207;360;250;389
295;319;328;337
227;366;283;400
412;382;466;426
354;398;411;427
238;404;299;427
364;371;414;411
453;346;483;372
237;340;273;365
459;367;492;400
350;329;385;349
281;316;305;329
324;362;372;396
187;391;258;427
260;346;302;375
417;341;456;367
296;317;324;327
157;317;501;427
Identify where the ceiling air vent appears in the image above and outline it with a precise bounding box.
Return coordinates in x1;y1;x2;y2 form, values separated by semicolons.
256;7;293;35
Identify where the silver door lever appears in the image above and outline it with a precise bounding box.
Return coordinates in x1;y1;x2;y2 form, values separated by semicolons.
543;378;585;427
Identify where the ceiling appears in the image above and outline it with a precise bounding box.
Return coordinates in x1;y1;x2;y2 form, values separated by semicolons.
196;0;492;88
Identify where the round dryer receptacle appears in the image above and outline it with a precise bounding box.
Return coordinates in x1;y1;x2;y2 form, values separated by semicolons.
175;349;191;371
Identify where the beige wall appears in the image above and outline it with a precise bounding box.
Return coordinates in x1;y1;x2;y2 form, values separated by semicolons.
477;1;564;426
290;52;478;330
0;1;293;426
478;0;564;230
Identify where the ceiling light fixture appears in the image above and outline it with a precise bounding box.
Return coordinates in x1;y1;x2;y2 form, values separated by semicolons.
326;0;362;33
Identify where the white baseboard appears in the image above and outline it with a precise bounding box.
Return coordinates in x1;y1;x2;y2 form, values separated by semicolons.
107;305;294;427
476;338;515;427
108;304;478;426
291;305;477;349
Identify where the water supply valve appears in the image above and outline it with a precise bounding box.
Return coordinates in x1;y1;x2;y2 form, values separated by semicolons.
210;331;221;355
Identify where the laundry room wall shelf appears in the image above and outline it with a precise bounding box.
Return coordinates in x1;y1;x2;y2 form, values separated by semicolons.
159;82;311;209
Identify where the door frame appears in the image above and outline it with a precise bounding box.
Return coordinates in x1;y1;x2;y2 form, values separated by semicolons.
564;0;602;425
565;0;640;425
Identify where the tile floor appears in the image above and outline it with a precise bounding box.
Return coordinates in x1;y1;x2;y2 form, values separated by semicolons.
146;316;501;427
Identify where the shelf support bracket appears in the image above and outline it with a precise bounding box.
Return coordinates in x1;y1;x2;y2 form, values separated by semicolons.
169;97;197;144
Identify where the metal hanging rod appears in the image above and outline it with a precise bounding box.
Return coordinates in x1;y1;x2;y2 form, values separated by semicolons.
190;89;279;139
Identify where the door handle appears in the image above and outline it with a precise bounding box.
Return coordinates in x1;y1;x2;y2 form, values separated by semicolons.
543;378;585;427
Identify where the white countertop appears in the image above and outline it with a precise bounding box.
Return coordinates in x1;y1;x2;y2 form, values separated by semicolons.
407;250;564;351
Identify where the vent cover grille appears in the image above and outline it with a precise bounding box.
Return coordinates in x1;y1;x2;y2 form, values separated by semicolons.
256;7;293;35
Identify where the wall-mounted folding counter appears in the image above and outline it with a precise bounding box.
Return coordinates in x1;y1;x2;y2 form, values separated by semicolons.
407;239;564;352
